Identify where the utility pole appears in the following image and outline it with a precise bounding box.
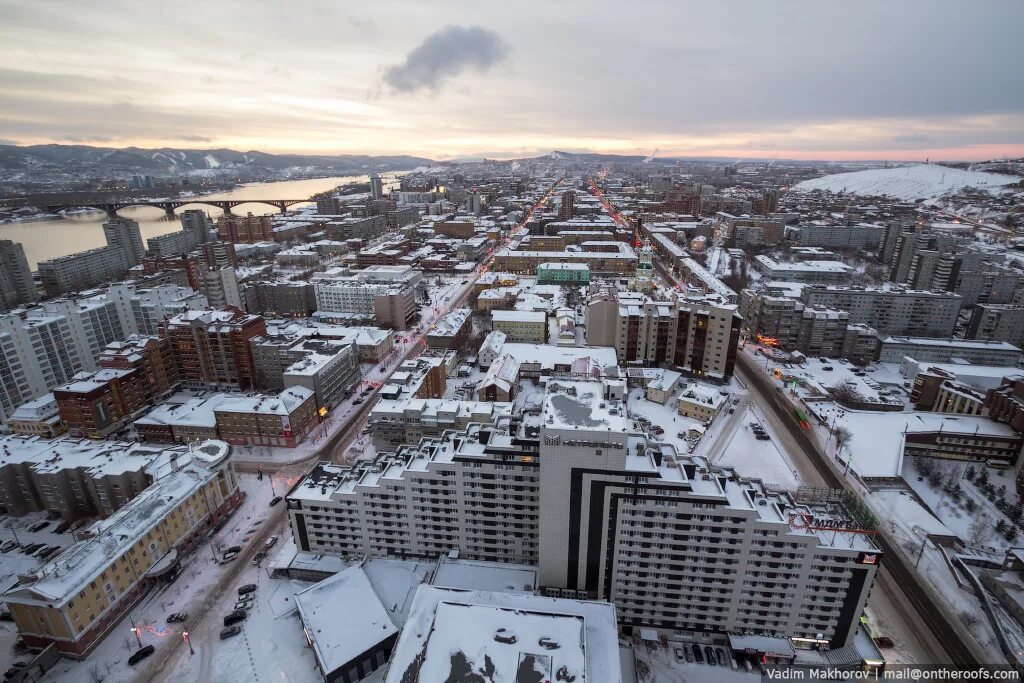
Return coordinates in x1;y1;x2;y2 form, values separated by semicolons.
130;620;142;648
183;630;194;655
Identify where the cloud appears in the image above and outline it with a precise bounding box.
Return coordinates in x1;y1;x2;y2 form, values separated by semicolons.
891;134;930;144
383;25;508;93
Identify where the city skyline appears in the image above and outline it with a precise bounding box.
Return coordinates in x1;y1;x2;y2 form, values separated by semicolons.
2;0;1023;161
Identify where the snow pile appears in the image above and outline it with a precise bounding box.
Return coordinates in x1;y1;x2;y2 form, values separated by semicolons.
794;164;1018;201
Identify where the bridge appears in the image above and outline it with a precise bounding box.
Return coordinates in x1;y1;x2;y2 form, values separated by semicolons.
0;197;312;218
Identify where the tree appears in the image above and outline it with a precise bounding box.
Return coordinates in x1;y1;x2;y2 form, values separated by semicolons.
834;426;853;450
996;519;1007;535
968;514;992;548
829;383;865;405
964;465;976;481
1006;527;1019;543
977;467;990;487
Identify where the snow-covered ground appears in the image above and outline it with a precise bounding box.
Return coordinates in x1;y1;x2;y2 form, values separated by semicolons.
794;163;1019;201
711;403;800;490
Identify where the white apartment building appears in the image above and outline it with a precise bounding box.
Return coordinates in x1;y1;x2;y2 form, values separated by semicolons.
801;285;962;338
102;218;146;266
287;380;880;649
37;246;128;297
0;240;38;310
199;267;242;309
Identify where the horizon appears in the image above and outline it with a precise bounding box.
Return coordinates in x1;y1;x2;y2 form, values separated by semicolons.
2;1;1023;162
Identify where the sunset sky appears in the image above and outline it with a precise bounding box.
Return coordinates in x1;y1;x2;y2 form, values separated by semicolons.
1;0;1022;161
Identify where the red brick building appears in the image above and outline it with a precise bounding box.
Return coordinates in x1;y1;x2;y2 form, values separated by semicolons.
216;213;274;243
53;367;148;438
160;307;266;390
99;335;180;401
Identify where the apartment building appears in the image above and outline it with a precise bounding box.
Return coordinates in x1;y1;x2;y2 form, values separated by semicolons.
287;380;879;649
98;335;179;401
878;336;1022;365
101;218;146;267
105;282;208;336
536;262;591;284
243;280;317;317
216;213;274;243
492;243;637;276
791;223;887;250
214;386;317;448
160;307;266;391
585;291;742;381
37;246;128;297
52;367;148;438
966;304;1024;348
3;441;240;657
314;266;421;330
800;286;962;338
281;339;361;410
325;215;387;241
198;266;242;309
490;310;547;343
753;256;853;284
739;291;879;364
424;308;472;349
368;397;513;452
0;240;38;310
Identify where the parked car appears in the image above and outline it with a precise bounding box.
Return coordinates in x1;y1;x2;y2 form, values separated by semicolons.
128;645;155;666
652;426;665;435
716;648;727;666
874;636;895;648
223;610;248;627
220;551;238;562
234;599;254;611
220;626;242;640
538;637;560;650
353;399;363;405
692;644;704;663
166;612;187;624
677;431;686;439
265;536;278;549
269;496;282;507
225;545;242;554
728;408;735;414
493;628;517;644
704;646;715;665
251;552;266;566
238;584;257;596
379;366;386;372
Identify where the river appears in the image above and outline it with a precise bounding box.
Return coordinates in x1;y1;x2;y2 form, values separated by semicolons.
0;174;403;268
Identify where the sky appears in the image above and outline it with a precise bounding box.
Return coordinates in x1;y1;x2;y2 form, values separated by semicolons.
1;0;1023;162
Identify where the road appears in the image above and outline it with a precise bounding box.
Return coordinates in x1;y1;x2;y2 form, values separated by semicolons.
736;356;962;666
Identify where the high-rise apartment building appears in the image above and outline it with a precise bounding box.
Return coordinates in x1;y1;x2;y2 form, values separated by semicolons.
37;246;128;297
179;209;212;245
102;218;146;267
199;267;242;309
800;285;962;338
369;173;384;200
559;190;575;220
287;380;879;649
160;307;266;390
216;213;274;243
585;290;742;381
0;240;38;310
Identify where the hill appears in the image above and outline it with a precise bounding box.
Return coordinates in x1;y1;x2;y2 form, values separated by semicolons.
793;163;1019;201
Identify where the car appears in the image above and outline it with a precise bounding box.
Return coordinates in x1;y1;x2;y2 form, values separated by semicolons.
704;646;715;665
677;431;686;439
493;628;517;644
238;584;257;596
223;610;248;627
652;426;665;435
379;366;386;372
234;599;254;611
251;552;266;566
4;663;27;680
728;408;735;414
220;551;238;562
225;545;242;554
692;644;704;663
874;636;895;649
128;644;155;666
265;536;278;549
269;496;282;507
220;626;242;639
166;612;187;624
716;648;727;666
353;399;363;405
538;637;560;650
673;646;685;662
684;646;694;663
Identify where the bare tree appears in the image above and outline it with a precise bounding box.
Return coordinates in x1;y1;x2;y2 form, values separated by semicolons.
833;426;852;450
829;383;864;405
968;513;992;548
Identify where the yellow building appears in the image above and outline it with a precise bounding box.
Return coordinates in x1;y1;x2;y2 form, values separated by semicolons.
2;441;240;658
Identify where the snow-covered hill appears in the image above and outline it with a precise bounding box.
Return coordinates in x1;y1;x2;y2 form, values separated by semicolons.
794;163;1019;201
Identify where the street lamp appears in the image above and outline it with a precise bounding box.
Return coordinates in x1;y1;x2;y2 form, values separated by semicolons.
130;621;142;648
183;630;194;655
